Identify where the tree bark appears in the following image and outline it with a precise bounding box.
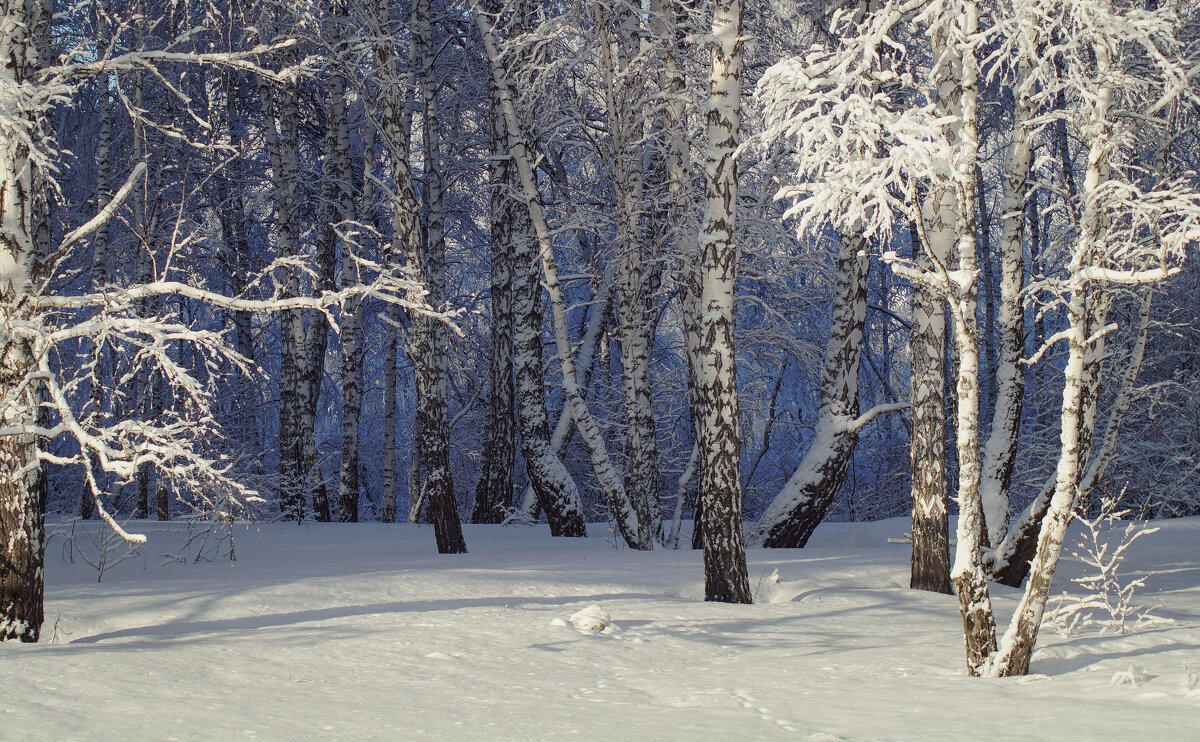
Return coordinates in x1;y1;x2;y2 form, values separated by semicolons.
602;1;659;549
413;0;466;553
696;0;751;603
472;0;520;526
909;222;952;593
327;0;361;524
258;50;307;521
0;0;50;642
753;235;871;550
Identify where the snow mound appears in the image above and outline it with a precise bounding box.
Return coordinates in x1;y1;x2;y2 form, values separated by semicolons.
564;604;617;634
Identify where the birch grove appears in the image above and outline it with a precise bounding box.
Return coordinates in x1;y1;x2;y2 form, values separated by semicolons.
3;0;1199;683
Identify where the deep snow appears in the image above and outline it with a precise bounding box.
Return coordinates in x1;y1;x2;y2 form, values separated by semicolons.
2;516;1198;741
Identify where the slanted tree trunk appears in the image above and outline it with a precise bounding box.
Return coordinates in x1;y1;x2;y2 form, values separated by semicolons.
751;234;871;550
977;24;1035;551
514;261;611;521
696;0;751;603
476;1;642;542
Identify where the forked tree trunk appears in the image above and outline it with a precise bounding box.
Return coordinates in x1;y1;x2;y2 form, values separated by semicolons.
474;2;641;543
514;265;611;522
913;0;997;674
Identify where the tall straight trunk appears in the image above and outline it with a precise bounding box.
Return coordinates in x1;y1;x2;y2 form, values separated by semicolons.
258;59;306;520
909;221;951;592
752;235;871;549
602;1;658;549
413;0;465;551
374;110;400;524
0;0;50;643
381;295;401;523
472;0;520;525
368;0;464;548
218;70;259;453
82;78;114;520
651;0;705;549
978;172;996;422
131;59;157;523
324;1;361;523
696;0;751;603
935;0;1000;674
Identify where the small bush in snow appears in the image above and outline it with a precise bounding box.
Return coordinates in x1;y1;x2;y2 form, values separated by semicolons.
1044;496;1171;636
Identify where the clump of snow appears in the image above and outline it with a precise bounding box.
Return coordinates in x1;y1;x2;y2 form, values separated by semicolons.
565;604;617;634
1110;666;1149;687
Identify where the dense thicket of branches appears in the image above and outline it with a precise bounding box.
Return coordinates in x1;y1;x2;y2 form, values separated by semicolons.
4;0;1199;670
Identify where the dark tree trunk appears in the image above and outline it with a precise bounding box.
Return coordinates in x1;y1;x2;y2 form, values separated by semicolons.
472;0;518;525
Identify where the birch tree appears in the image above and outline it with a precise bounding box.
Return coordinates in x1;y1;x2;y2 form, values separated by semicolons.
598;0;660;548
0;1;447;642
472;1;650;548
751;0;905;552
695;0;752;602
472;0;586;537
761;0;1200;675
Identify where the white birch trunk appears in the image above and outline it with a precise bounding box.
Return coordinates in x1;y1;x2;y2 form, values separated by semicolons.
987;20;1117;673
978;8;1037;550
471;2;644;547
696;0;751;602
0;0;50;643
257;47;306;519
601;0;658;549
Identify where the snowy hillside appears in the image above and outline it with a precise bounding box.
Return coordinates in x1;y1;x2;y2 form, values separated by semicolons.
2;517;1197;741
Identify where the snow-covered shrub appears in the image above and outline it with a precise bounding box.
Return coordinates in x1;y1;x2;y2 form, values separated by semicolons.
1044;497;1170;636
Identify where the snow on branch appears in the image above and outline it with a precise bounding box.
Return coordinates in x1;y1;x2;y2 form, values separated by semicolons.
847;401;909;434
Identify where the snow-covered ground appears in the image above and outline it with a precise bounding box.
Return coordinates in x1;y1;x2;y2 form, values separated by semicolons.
3;516;1198;741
